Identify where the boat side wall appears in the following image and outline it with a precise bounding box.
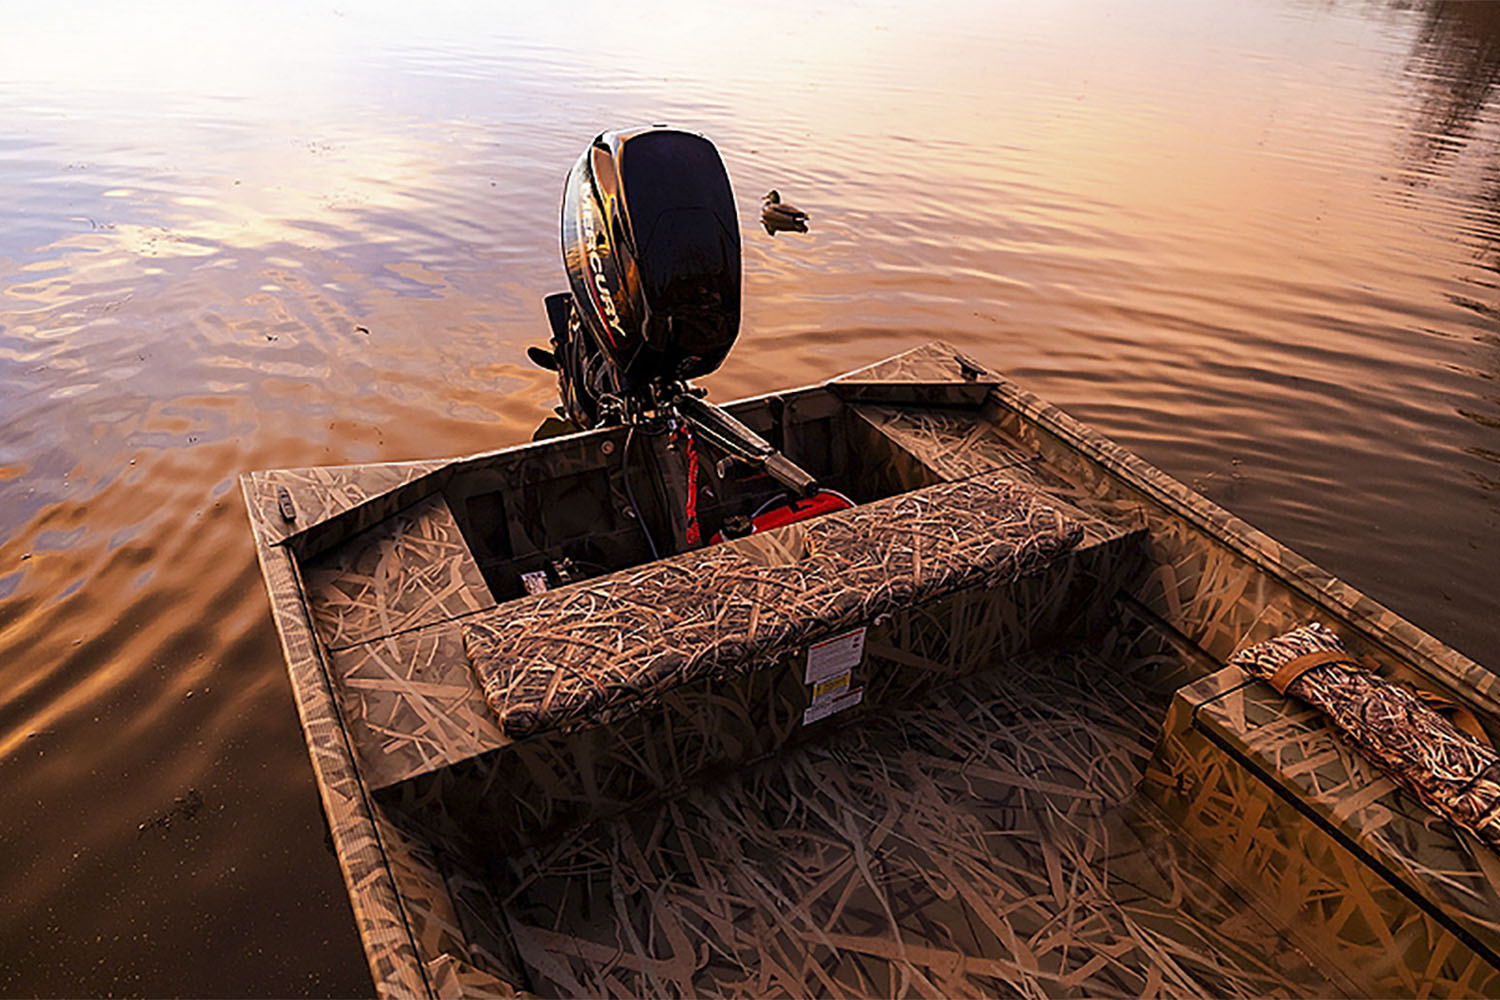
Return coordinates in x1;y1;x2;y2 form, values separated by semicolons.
242;477;436;1000
973;360;1498;727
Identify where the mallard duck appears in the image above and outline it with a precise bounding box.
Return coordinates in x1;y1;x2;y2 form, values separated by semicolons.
761;190;809;236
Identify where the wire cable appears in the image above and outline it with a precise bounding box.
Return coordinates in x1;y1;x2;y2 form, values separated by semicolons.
622;424;660;561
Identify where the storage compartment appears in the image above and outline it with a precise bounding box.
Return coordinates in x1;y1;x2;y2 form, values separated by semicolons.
443;391;956;603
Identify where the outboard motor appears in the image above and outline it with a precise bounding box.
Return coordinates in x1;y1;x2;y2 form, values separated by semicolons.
532;126;821;556
535;126;743;425
563;127;741;395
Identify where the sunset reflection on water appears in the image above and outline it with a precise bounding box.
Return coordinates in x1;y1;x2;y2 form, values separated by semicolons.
1;0;1498;994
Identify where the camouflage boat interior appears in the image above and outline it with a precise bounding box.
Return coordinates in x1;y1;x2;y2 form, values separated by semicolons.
244;342;1500;998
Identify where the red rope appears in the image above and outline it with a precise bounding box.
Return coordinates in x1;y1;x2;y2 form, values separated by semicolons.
677;425;701;546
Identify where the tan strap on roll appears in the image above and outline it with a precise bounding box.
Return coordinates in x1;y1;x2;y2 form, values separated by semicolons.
1266;648;1492;748
1414;689;1490;746
1268;650;1351;694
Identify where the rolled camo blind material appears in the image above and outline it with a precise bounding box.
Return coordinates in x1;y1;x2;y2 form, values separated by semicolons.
1229;622;1500;847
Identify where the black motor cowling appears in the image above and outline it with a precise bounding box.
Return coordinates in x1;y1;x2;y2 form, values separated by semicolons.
560;126;741;395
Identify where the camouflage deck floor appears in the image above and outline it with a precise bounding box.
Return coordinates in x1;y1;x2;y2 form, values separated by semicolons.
494;645;1341;998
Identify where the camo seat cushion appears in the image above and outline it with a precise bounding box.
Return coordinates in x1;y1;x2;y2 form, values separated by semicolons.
462;470;1084;739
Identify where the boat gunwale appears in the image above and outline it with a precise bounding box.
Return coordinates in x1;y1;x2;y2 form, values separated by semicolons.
243;495;438;999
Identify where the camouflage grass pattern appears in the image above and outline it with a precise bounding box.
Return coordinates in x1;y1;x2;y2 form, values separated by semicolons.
304;492;495;650
300;492;506;790
850;403;1031;483
936;338;1500;727
1192;665;1500;960
246;457;452;546
383;524;1141;856
463;472;1084;739
1230;622;1500;848
325;622;506;789
241;341;1500;997
243;509;431;998
498;645;1336;999
1146;667;1500;996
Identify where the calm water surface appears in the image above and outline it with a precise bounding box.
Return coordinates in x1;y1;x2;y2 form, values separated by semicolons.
2;0;1498;994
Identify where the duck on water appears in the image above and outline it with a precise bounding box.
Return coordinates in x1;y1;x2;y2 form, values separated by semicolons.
761;188;809;235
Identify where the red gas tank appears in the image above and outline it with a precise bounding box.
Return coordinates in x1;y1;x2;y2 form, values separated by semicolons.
709;490;854;545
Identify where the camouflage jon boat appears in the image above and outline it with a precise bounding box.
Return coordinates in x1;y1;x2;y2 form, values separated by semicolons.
243;341;1500;998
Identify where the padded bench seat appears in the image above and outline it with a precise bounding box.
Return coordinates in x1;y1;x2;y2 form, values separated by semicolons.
462;472;1086;739
380;468;1146;854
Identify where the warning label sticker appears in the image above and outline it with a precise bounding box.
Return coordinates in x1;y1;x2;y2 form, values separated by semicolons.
803;686;864;725
805;628;866;685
